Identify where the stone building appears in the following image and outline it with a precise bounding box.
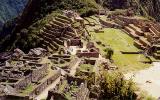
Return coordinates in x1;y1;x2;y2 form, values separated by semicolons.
67;37;83;47
77;42;99;58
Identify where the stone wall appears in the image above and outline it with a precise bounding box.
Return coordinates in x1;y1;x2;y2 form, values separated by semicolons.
76;83;90;100
13;74;32;90
29;70;61;97
99;18;121;28
77;52;99;58
30;63;48;82
0;95;30;100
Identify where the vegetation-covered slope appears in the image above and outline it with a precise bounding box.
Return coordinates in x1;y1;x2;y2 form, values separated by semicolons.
0;0;27;28
139;0;160;22
0;0;100;52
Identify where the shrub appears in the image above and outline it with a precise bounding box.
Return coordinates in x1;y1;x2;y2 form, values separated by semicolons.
99;71;137;100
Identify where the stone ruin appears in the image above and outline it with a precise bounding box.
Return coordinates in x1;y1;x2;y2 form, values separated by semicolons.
46;75;89;100
0;60;47;95
0;52;13;63
39;14;79;53
80;58;97;66
48;54;79;73
38;10;86;54
28;48;47;57
0;48;61;100
76;42;100;58
63;10;84;23
67;36;83;48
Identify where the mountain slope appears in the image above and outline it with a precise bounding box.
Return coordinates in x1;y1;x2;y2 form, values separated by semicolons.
139;0;160;21
0;0;100;52
0;0;27;26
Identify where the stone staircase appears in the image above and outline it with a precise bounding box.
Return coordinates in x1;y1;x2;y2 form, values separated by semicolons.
39;15;76;52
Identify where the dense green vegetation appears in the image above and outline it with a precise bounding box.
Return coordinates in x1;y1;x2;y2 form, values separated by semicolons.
78;70;137;99
98;71;136;100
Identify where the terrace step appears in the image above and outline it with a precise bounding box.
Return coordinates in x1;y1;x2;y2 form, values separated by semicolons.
54;38;64;45
128;24;143;36
49;22;63;29
43;25;60;32
153;53;160;59
47;46;54;53
153;44;160;49
40;34;53;43
124;26;139;38
43;40;57;50
59;37;68;41
149;28;158;37
139;37;151;47
156;50;160;54
64;34;72;39
52;20;65;27
66;31;76;37
114;18;126;27
134;40;145;50
41;31;57;38
41;35;60;49
51;41;60;49
55;17;71;24
57;15;73;23
43;27;57;33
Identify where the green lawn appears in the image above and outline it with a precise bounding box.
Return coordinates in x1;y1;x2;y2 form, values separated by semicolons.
91;28;151;72
80;64;93;72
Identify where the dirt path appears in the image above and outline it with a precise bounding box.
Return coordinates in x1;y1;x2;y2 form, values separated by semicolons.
69;58;81;76
125;62;160;98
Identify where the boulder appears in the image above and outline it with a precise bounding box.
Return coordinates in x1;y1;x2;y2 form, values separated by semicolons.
28;48;47;56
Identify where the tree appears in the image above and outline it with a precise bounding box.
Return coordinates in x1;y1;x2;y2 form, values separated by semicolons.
104;47;114;60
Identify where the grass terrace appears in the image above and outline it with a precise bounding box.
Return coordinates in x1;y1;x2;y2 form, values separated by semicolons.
84;16;101;32
80;64;94;72
91;28;151;72
20;84;34;95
